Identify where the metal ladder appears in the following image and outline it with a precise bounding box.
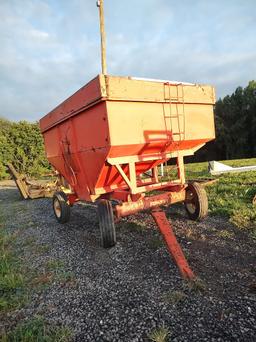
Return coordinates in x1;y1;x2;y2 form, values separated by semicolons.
163;82;185;144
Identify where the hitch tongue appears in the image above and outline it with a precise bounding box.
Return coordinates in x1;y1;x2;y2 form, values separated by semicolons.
151;208;195;280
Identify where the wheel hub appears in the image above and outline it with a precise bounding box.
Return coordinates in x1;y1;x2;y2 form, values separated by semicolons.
53;198;61;218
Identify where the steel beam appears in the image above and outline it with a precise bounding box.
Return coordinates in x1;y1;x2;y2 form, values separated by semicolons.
151;208;195;280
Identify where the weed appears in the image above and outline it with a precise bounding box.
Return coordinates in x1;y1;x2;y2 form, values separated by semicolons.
149;325;170;342
0;271;24;290
0;295;28;312
185;277;206;293
57;271;76;284
216;230;234;238
122;221;146;234
163;290;187;304
185;227;194;239
0;231;14;252
230;208;256;228
46;259;65;271
23;236;37;247
36;244;50;254
148;236;164;250
183;227;202;240
44;260;76;286
0;229;27;311
250;229;256;240
31;272;53;287
2;316;72;342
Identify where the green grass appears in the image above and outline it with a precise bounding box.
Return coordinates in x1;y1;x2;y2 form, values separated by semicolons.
45;259;65;271
149;326;170;342
57;271;76;284
45;259;76;284
148;235;164;250
185;277;207;293
36;244;50;254
0;203;73;338
166;158;256;230
216;230;234;238
121;221;147;234
1;316;72;342
163;290;187;304
23;236;37;247
0;220;27;311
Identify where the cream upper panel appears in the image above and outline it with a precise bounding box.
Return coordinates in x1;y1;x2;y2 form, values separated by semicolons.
106;101;215;146
103;75;215;105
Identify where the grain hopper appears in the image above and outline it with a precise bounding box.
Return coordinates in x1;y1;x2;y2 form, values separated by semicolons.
39;1;215;280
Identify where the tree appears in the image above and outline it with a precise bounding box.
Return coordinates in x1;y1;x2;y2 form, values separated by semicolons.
0;118;13;178
194;80;256;162
0;118;50;179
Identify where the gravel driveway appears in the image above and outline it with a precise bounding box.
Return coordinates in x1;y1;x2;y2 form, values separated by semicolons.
1;182;255;341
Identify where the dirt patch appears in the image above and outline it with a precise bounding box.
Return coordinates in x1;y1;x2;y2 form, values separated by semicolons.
0;185;255;341
0;179;16;187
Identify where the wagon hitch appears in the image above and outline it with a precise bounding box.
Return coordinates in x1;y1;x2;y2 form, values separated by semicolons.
151;208;195;280
114;190;196;280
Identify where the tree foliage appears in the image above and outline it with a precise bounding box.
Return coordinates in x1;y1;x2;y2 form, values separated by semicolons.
192;80;256;162
0;119;50;179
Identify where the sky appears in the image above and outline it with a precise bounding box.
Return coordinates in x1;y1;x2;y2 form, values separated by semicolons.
0;0;256;122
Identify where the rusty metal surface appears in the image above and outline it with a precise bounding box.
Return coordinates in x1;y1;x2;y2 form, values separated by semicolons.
115;189;186;218
151;208;195;280
7;163;58;200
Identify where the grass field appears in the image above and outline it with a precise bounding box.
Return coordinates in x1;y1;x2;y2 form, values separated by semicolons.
181;158;256;232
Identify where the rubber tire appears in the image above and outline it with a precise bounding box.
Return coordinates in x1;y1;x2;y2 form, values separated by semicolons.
184;182;208;221
52;191;71;223
97;199;116;248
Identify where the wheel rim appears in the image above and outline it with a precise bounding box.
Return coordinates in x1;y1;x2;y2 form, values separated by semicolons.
53;198;61;218
186;190;197;214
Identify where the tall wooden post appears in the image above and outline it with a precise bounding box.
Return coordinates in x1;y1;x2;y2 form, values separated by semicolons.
97;0;107;75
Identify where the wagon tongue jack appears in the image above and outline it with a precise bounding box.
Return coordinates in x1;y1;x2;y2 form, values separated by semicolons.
39;0;215;280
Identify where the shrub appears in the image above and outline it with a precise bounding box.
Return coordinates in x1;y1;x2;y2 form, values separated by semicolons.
0;118;50;179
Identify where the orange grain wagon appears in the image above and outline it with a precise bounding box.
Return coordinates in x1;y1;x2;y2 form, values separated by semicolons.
40;74;215;279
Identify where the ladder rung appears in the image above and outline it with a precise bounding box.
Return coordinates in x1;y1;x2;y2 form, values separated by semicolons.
164;98;184;102
164;115;184;118
163;83;185;140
